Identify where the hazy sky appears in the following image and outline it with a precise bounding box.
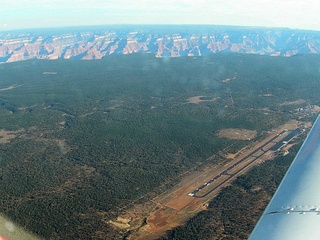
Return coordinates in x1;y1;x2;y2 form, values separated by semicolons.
1;0;320;31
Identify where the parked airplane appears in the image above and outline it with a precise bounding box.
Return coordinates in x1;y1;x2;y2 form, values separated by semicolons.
249;114;320;239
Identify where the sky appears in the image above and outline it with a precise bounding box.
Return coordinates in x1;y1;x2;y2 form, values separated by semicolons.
1;0;320;31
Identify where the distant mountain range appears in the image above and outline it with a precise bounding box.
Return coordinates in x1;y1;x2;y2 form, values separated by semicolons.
1;25;320;63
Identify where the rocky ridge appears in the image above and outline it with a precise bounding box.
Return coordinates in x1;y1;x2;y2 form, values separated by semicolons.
1;26;320;63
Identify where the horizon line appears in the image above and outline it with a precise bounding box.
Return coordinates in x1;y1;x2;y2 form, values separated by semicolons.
1;24;320;34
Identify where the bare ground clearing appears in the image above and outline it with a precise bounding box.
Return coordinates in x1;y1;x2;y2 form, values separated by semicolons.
222;75;237;83
0;83;23;91
0;129;24;144
280;99;306;106
43;72;58;75
186;96;218;104
217;128;257;140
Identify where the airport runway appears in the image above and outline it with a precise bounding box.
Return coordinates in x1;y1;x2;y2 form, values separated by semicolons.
189;128;303;198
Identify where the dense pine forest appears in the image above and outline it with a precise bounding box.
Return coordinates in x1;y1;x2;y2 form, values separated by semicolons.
0;53;320;239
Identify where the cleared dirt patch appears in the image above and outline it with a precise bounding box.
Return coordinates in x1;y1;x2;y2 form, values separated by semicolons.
186;96;217;104
259;93;273;97
109;217;131;229
222;75;237;83
0;83;23;92
313;105;320;112
43;72;58;75
217;128;257;140
280;99;306;106
0;129;24;144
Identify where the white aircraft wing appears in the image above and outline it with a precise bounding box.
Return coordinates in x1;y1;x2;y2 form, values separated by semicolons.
249;114;320;240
